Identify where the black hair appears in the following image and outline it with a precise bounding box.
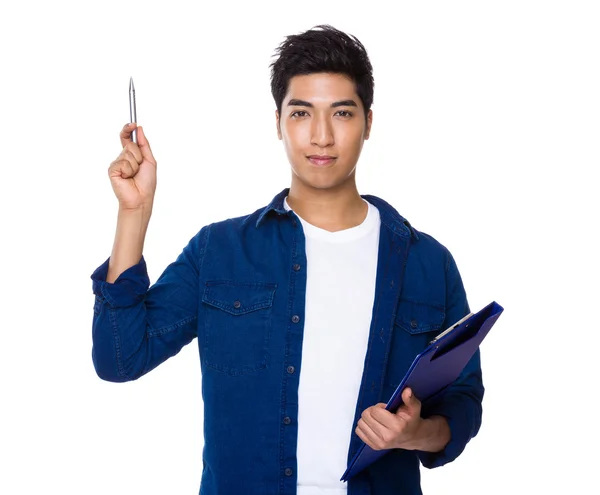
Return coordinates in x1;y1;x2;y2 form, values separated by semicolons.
269;24;374;120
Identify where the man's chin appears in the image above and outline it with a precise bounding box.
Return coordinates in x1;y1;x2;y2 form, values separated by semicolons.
291;173;354;192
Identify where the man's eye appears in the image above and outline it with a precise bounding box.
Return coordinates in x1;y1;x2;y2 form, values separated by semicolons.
336;110;353;117
291;111;308;118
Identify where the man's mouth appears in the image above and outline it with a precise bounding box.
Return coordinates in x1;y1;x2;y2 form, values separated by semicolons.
307;155;336;166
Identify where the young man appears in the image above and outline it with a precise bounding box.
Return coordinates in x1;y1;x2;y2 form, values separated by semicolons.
91;25;483;495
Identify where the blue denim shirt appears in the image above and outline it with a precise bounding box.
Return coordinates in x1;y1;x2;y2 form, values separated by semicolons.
90;188;483;495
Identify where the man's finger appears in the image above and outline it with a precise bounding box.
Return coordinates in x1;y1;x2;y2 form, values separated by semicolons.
119;122;137;148
122;142;143;165
370;404;399;431
137;126;156;165
356;420;380;450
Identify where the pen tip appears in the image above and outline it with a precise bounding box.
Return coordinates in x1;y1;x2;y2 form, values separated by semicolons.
129;77;134;91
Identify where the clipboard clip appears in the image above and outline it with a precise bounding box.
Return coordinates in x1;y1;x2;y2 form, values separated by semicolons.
428;312;473;345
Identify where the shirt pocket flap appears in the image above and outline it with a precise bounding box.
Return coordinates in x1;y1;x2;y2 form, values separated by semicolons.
394;299;446;334
202;281;277;315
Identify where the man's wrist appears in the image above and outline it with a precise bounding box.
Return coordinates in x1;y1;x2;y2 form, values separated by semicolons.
410;416;451;453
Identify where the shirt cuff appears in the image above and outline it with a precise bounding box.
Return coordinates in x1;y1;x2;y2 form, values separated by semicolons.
90;255;150;308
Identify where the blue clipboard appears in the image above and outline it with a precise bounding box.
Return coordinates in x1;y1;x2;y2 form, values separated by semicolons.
341;300;504;482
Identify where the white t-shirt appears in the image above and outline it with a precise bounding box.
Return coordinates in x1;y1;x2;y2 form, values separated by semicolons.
283;196;381;495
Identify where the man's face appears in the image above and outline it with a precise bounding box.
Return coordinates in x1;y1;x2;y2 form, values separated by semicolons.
276;72;372;191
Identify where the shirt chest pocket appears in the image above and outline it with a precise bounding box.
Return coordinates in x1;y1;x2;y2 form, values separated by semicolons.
201;281;277;376
394;299;446;340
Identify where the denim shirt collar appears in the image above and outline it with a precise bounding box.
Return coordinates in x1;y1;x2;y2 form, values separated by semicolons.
256;187;420;241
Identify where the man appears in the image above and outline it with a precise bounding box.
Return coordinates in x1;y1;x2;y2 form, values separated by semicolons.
91;24;483;495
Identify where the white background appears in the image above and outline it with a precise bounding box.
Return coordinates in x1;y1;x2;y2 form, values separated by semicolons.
1;1;598;493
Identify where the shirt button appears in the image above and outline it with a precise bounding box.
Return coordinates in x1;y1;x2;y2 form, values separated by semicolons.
287;366;295;374
291;315;300;323
410;319;418;329
292;263;301;271
233;300;241;309
285;468;293;476
283;416;291;425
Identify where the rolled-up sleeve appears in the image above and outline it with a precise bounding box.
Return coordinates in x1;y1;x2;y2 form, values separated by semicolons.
417;249;484;469
92;255;150;308
90;225;209;382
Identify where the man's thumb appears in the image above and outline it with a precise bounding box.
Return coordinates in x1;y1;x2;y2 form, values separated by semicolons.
137;126;156;164
400;387;416;409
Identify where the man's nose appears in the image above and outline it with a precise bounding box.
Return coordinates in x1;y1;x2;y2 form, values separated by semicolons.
310;115;334;148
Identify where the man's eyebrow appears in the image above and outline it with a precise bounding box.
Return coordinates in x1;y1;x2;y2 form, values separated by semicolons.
286;98;358;108
331;99;358;108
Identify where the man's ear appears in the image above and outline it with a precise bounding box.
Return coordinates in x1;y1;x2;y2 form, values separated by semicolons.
275;109;282;140
364;109;373;140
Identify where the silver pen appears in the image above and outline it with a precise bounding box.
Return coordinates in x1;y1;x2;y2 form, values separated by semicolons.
129;76;137;144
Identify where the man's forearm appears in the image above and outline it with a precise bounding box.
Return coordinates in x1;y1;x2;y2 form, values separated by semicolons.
107;206;152;283
412;415;451;453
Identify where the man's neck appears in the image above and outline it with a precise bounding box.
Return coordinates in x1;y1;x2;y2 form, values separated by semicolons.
286;181;368;233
